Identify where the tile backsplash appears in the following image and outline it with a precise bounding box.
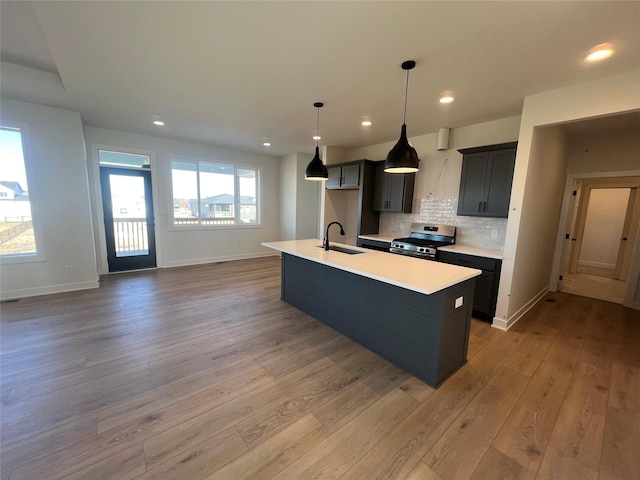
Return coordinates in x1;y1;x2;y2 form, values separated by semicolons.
379;196;507;251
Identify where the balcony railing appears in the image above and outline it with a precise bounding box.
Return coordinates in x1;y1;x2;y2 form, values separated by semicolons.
113;218;148;255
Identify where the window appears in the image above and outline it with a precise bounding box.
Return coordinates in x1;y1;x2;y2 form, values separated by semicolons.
0;126;40;258
171;159;259;226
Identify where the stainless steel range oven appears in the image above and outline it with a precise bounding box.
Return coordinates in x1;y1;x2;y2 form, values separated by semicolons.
390;224;456;260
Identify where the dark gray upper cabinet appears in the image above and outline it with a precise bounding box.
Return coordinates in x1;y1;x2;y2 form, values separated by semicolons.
457;142;517;218
326;164;360;189
373;162;415;213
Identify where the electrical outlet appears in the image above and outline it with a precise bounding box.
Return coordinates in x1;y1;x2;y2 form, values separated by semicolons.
187;246;193;253
455;296;464;309
65;265;72;274
491;229;498;239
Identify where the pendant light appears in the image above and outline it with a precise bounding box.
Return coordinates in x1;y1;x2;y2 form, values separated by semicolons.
305;102;328;181
384;60;420;173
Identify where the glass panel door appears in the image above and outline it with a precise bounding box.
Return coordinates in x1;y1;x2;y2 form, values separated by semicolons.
100;167;156;272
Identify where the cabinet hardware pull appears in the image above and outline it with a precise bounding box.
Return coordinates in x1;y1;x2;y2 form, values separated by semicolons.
478;201;482;212
483;201;487;212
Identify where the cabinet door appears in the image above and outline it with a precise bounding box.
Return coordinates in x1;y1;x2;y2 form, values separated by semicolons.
326;166;342;189
374;163;413;212
484;148;516;218
457;152;488;216
341;164;360;188
373;163;386;211
473;270;495;314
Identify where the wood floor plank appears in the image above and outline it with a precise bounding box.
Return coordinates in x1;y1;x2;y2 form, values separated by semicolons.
235;349;377;449
608;362;640;415
313;362;407;433
64;443;147;480
270;388;418;480
201;414;329;480
7;367;272;480
598;406;640;480
470;447;534;480
547;361;610;470
534;445;598;480
503;330;555;377
142;380;285;467
423;366;530;480
0;414;97;473
397;375;435;403
492;360;573;472
135;426;247;480
2;258;639;480
403;461;443;480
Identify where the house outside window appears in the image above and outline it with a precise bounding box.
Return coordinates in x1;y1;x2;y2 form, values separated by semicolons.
0;125;43;260
171;159;259;226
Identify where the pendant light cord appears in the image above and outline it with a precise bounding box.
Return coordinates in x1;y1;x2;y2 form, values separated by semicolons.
403;68;410;124
316;106;320;148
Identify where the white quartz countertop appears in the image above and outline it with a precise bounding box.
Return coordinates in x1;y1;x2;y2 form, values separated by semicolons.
262;239;481;295
438;244;503;260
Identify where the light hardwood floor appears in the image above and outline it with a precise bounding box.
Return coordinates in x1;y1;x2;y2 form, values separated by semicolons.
1;256;638;480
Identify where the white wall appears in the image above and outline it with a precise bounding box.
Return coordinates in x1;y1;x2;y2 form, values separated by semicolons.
84;126;281;272
279;152;320;240
497;69;640;328
579;188;630;269
280;153;297;240
496;126;568;329
344;116;521;249
0;99;99;299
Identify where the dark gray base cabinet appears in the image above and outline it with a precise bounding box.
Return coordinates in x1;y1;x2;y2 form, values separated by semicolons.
437;251;501;318
280;253;475;388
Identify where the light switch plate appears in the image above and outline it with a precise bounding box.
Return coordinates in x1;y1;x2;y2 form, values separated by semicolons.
455;296;464;309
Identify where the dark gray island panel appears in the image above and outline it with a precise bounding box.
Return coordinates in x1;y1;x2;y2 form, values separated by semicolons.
280;253;475;387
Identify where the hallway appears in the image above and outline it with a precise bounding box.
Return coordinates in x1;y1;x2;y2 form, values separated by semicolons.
561;265;626;304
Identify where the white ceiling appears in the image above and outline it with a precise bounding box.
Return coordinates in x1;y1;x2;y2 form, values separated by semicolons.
1;1;639;157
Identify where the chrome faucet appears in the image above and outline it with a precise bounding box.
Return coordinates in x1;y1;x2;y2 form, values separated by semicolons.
324;221;345;251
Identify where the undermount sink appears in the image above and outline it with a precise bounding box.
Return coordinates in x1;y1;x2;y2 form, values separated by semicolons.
317;245;366;255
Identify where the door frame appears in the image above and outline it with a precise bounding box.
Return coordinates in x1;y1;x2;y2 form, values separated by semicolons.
568;177;640;279
100;166;157;272
89;144;161;275
551;171;640;308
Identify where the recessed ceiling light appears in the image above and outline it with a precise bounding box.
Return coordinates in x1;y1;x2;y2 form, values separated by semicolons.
313;135;321;141
153;120;165;126
585;43;615;63
439;92;455;104
361;120;372;126
262;142;271;147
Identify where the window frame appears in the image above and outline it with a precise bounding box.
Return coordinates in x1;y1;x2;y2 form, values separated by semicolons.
0;121;46;264
170;156;261;230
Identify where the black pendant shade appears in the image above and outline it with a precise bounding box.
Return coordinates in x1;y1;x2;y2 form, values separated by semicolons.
305;102;328;181
385;60;420;173
305;145;328;180
385;124;420;173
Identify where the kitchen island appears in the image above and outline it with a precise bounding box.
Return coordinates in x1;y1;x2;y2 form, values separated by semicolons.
262;239;481;387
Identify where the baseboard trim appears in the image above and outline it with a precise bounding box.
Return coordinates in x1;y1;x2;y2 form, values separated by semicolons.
578;260;615;269
163;251;279;268
0;280;99;301
491;287;549;331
